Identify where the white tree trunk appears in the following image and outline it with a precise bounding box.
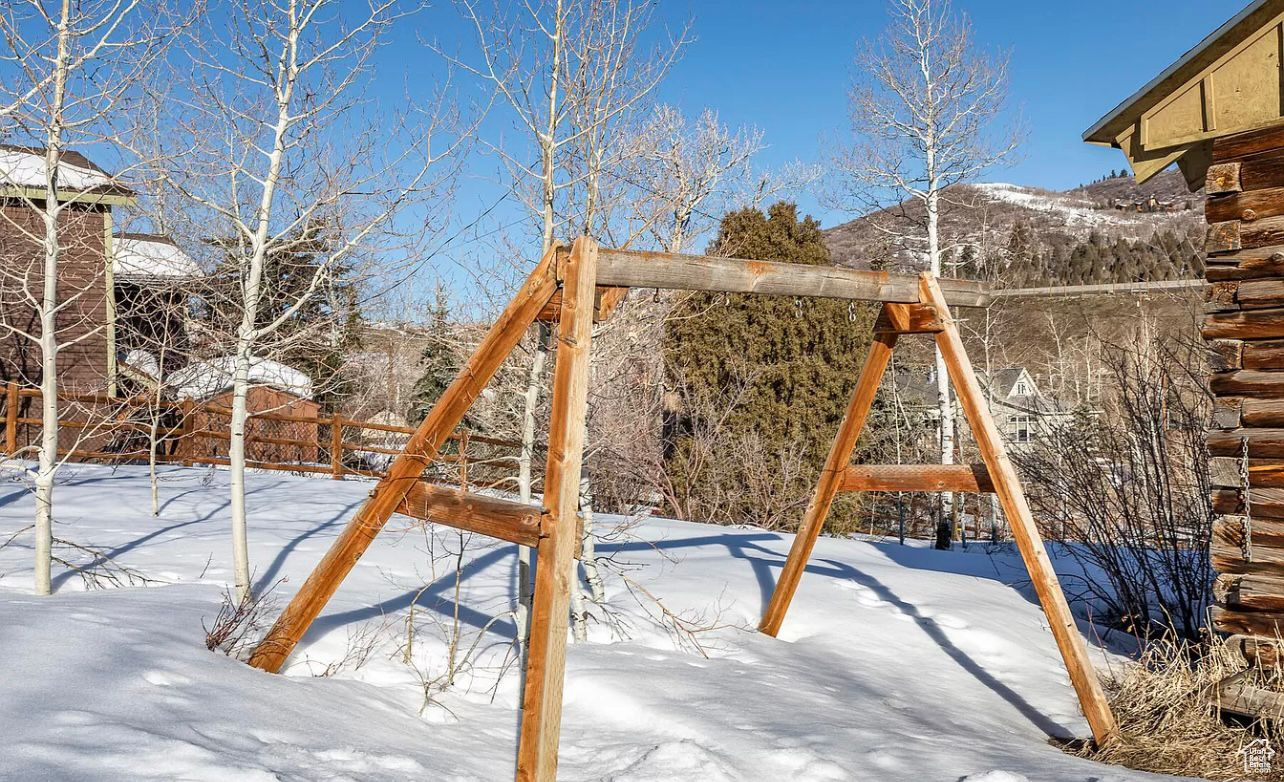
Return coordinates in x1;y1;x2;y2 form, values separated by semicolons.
33;22;71;595
516;323;551;645
926;185;956;549
149;418;160;517
34;160;61;596
228;323;256;604
571;474;604;642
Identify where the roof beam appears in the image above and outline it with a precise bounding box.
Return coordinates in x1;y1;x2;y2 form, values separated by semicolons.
590;248;990;308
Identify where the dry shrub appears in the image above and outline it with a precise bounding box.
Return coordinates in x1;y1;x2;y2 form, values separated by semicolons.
204;585;277;660
1078;635;1284;780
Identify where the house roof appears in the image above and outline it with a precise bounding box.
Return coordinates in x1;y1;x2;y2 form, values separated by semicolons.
166;356;313;401
1083;0;1284;187
112;233;202;281
891;367;1069;415
0;144;135;200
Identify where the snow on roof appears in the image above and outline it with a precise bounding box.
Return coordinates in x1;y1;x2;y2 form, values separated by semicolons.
0;145;131;195
112;234;202;280
121;349;161;380
166;356;313;401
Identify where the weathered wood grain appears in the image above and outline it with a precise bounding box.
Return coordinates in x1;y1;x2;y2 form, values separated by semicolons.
517;237;598;782
1211;606;1284;638
1243;339;1284;370
1206;161;1242;194
1209;428;1284;458
1211;457;1284;488
1209;340;1244;372
1215;573;1284;613
1215;667;1284;720
873;302;943;334
592;248;990;308
1205;281;1239;312
840;463;995;493
1236;215;1284;252
1236;279;1284;310
1205;248;1284;281
1204;306;1284;339
1237;154;1284;192
1215;397;1244;429
396;482;544;548
1207;186;1284;224
923;274;1118;747
1214;125;1284;162
1207;220;1242;254
1211;370;1284;397
1213;488;1284;519
760;317;896;637
1244;398;1284;426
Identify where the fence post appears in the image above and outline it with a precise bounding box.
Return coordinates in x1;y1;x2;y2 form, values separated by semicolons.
180;399;194;467
331;416;344;480
459;429;470;491
5;382;17;456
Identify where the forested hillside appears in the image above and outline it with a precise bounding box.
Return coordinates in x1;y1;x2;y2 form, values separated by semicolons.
824;169;1206;287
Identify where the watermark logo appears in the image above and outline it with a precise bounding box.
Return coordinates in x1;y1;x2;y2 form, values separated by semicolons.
1238;737;1275;774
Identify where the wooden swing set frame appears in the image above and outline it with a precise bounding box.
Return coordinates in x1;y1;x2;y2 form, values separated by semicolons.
246;236;1118;780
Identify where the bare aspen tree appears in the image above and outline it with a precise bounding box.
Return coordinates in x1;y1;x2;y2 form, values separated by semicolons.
448;0;687;641
160;0;460;604
631;106;765;254
0;0;182;594
838;0;1017;548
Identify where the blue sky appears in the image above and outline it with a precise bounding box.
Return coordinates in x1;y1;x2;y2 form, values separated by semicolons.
370;0;1239;299
640;0;1234;223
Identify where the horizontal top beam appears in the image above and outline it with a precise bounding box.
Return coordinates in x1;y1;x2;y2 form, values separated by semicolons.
589;248;990;308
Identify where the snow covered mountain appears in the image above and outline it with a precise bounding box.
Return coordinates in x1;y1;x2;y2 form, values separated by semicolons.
824;169;1206;281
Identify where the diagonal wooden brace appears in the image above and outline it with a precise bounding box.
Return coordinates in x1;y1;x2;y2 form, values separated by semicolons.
920;273;1118;746
246;243;563;673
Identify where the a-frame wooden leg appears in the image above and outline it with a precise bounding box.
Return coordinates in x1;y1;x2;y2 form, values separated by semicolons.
759;312;899;637
247;243;563;673
516;237;598;782
920;273;1119;747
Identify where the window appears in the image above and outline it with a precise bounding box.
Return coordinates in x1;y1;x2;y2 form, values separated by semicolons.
1013;415;1035;443
1014;380;1030;396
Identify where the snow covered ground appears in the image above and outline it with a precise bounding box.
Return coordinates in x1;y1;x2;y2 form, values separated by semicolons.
0;464;1189;781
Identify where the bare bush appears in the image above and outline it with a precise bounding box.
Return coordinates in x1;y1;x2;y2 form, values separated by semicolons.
1078;635;1283;781
204;584;278;660
1018;319;1212;640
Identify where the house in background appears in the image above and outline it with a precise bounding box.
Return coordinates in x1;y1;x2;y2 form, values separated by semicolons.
166;356;319;464
0;145;321;463
0;145;135;394
113;232;203;385
890;366;1071;452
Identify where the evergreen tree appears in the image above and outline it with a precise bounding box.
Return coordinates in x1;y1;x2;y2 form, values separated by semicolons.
207;218;363;411
406;286;469;427
662;202;876;531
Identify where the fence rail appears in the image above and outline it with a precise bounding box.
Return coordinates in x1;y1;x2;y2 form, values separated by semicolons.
1;382;524;491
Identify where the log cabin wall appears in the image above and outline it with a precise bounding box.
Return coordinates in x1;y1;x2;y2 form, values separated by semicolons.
1204;123;1284;660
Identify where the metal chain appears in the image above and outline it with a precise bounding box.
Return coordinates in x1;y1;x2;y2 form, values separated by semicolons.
1241;435;1253;563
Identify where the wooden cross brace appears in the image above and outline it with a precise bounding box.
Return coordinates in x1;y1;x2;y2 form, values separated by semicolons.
246;239;1116;782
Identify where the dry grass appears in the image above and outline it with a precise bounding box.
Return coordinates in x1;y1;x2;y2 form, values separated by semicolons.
1076;635;1284;780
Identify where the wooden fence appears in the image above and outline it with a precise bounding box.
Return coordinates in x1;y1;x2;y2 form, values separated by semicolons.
1;382;524;490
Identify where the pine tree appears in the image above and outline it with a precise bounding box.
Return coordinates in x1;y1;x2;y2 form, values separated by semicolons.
207;218;363;411
662;202;876;531
406;286;468;426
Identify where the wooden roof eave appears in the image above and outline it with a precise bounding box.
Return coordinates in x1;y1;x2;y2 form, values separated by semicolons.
0;183;136;207
1084;0;1284;188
